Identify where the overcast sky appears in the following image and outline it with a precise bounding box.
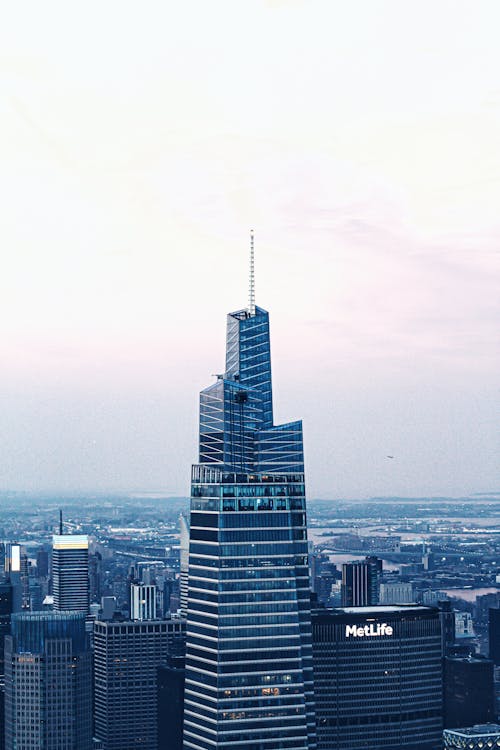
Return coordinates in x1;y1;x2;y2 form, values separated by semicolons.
0;0;498;498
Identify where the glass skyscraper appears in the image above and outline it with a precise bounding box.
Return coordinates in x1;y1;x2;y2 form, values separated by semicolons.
184;301;316;750
4;611;92;750
52;534;90;613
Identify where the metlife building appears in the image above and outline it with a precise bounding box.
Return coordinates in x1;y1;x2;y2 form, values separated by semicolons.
312;605;443;750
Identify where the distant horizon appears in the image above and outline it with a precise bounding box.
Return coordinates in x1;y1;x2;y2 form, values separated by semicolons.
1;488;498;502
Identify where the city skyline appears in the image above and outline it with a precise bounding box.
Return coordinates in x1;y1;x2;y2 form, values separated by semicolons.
0;1;498;498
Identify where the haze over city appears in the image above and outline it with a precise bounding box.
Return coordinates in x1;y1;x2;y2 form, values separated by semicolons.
0;1;498;497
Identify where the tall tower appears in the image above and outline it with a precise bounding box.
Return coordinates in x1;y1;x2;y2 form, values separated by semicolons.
52;534;90;613
183;239;316;750
4;611;92;750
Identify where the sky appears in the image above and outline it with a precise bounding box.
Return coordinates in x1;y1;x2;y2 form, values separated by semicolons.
0;0;498;498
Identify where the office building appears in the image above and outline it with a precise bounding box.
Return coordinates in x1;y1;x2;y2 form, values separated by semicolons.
443;724;500;749
4;543;29;612
179;514;189;615
379;581;414;604
444;655;495;728
312;605;443;750
4;611;92;750
438;600;456;656
52;533;90;613
184;251;316;750
489;608;500;666
341;556;381;606
130;582;157;620
455;611;474;639
0;581;13;750
94;617;186;750
158;655;185;750
0;582;13;682
36;546;49;578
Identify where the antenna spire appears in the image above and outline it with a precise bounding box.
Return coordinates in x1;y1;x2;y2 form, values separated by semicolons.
249;230;256;316
59;509;63;535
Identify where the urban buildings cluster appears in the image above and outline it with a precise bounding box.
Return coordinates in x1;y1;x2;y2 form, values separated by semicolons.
0;289;498;749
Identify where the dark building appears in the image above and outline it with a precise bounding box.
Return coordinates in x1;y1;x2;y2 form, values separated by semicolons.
444;655;496;729
35;546;49;578
439;600;456;655
89;550;103;604
341;556;381;607
0;581;13;750
158;655;185;750
4;543;29;612
4;611;92;750
94;617;186;750
184;254;316;750
0;582;13;681
489;608;500;666
312;605;443;750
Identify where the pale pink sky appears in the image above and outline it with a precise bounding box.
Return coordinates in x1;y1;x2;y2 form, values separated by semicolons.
0;1;498;497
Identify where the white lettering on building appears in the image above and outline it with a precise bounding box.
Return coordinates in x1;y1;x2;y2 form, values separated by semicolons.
345;623;394;637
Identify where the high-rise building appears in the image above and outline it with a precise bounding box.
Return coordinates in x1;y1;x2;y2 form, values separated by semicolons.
444;655;496;729
312;605;443;750
489;608;500;666
378;581;414;604
130;582;157;620
0;581;13;750
438;600;456;656
4;543;30;612
94;617;186;750
341;556;381;607
52;533;90;613
36;545;49;578
184;254;316;750
179;514;189;615
0;581;13;683
4;611;92;750
158;655;185;750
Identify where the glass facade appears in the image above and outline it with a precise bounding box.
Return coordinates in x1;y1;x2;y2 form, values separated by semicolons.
5;611;92;750
184;305;316;750
312;606;443;750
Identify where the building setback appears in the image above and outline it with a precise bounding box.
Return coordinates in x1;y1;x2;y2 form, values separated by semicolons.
312;605;443;750
4;611;92;750
94;618;186;750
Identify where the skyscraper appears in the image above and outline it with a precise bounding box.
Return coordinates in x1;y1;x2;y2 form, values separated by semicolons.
184;244;316;750
179;513;189;615
444;655;496;729
52;533;90;613
489;608;500;666
4;611;92;750
341;556;381;607
312;605;443;750
93;617;186;750
130;582;157;620
4;543;30;612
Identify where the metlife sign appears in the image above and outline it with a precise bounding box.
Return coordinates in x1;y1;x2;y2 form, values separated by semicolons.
345;622;394;638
